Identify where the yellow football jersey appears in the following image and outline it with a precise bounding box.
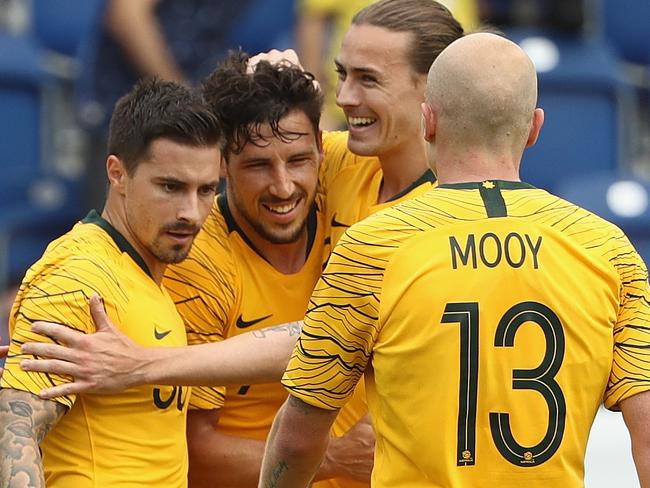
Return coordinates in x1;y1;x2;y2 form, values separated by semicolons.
164;195;368;488
283;181;650;488
1;210;189;488
319;131;436;257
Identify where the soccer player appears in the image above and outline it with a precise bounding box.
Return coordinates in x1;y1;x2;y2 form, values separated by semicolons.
258;33;650;488
321;0;463;248
164;51;371;488
0;78;222;487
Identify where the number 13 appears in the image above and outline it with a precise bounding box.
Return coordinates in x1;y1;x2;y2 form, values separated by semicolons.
441;301;566;467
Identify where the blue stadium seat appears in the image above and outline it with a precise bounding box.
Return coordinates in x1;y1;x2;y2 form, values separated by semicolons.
31;0;106;58
0;34;84;288
0;34;47;181
600;0;650;66
507;30;634;192
555;171;650;265
228;0;296;52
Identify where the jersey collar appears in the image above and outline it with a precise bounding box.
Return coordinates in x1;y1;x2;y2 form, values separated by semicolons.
437;180;535;190
385;169;437;203
82;209;152;278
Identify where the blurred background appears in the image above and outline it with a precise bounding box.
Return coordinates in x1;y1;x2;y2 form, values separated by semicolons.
0;1;648;484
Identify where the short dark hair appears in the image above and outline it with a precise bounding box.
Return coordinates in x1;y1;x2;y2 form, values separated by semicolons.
107;77;222;174
201;50;323;160
352;0;464;76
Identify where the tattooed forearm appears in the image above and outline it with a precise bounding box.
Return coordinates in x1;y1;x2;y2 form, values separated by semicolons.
253;321;303;339
0;389;66;487
264;460;289;488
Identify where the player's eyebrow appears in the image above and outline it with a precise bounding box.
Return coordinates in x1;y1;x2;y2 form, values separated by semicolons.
153;176;185;184
334;59;381;77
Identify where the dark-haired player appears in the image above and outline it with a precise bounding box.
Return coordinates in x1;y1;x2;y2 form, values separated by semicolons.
162;51;372;488
0;78;222;487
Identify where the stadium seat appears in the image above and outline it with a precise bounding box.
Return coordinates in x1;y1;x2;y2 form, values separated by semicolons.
0;33;84;288
600;0;650;66
555;171;650;264
507;30;634;192
227;0;296;53
0;33;48;181
31;0;106;59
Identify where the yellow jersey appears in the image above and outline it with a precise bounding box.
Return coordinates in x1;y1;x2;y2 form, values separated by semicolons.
1;210;189;488
164;195;368;488
283;181;650;488
319;131;437;258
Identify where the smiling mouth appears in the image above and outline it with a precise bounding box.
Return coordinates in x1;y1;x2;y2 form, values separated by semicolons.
166;231;196;242
263;199;300;215
348;116;377;128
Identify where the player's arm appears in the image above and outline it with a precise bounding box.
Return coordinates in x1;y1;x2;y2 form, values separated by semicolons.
187;408;374;487
259;395;338;488
20;295;302;398
322;414;375;481
621;391;650;487
105;0;185;82
606;241;650;487
0;389;66;486
187;408;266;488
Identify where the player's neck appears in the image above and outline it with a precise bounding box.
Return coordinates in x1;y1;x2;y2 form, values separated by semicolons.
246;227;309;274
227;202;310;274
435;150;521;185
101;202;166;285
376;141;429;203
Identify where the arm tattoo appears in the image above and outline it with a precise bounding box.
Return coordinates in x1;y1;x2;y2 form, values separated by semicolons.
0;389;66;487
264;460;289;488
252;321;303;339
287;394;320;415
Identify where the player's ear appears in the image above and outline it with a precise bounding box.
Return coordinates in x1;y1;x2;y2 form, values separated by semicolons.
421;102;436;144
525;108;544;148
106;155;127;195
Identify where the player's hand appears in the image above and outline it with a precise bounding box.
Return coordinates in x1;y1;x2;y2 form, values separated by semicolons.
321;415;375;481
247;49;321;91
247;48;304;73
20;294;145;398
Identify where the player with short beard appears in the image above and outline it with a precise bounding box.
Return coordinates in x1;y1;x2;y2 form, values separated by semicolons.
0;78;221;487
163;51;373;488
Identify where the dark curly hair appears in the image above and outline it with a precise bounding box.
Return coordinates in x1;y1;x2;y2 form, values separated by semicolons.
201;50;323;160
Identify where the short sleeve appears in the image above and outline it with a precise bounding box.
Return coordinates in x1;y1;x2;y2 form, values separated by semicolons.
282;224;385;409
1;274;99;408
604;239;650;410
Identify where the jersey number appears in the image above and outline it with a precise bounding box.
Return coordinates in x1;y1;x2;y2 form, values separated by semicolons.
153;385;188;411
441;301;565;467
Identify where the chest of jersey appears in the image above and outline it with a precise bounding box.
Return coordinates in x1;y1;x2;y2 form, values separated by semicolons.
217;231;325;439
46;255;189;486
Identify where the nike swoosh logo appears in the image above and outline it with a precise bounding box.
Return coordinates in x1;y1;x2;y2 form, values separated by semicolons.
236;314;273;329
330;214;350;228
154;328;171;340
